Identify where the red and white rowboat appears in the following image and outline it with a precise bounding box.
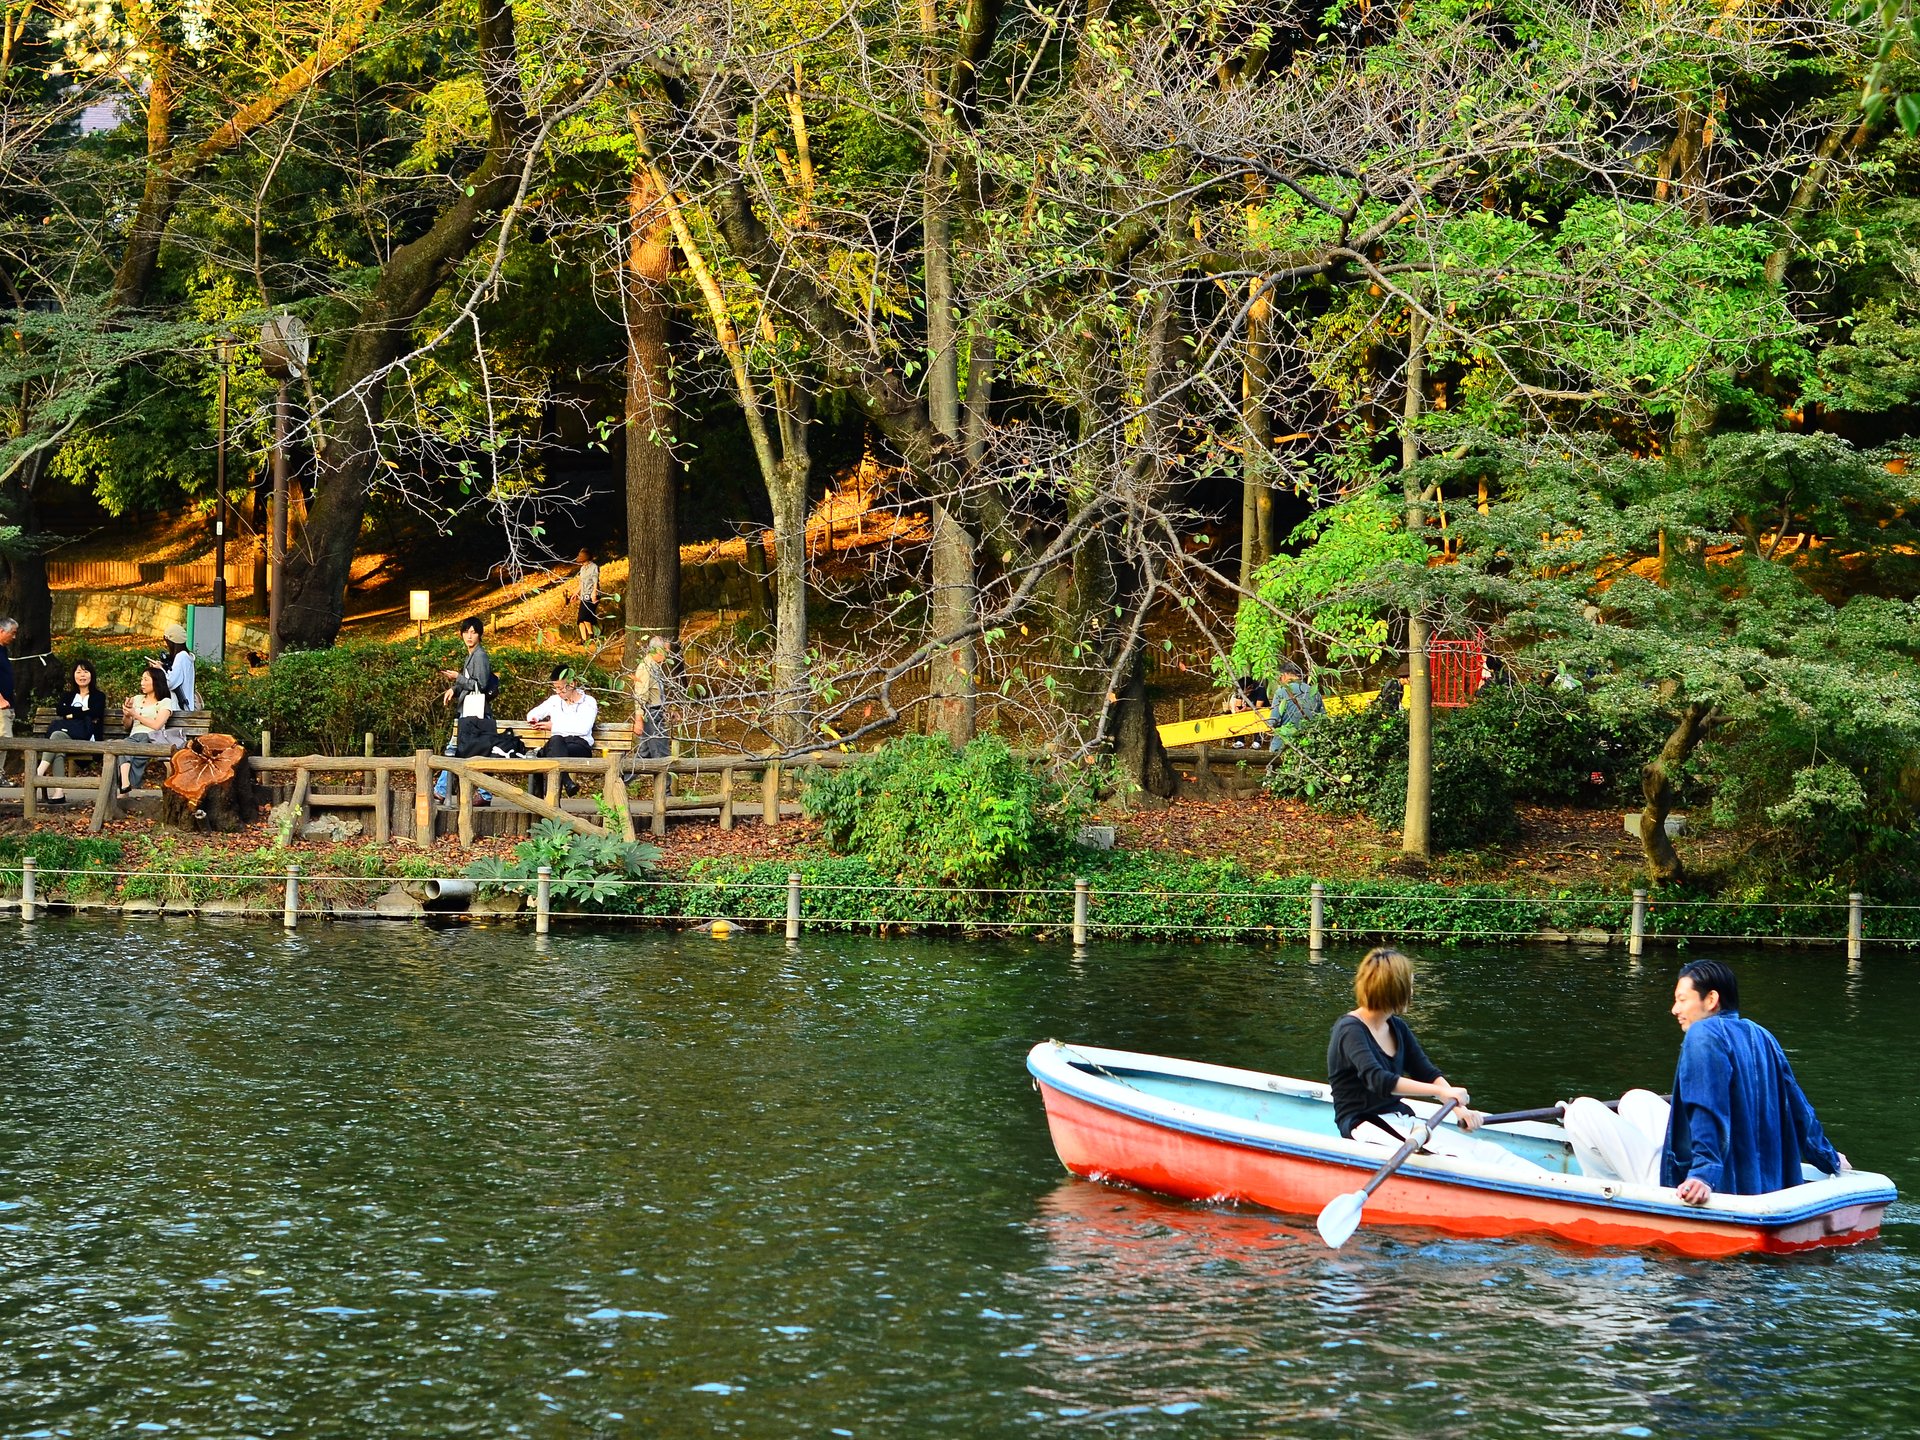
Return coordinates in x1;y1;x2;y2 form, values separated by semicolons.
1028;1041;1896;1258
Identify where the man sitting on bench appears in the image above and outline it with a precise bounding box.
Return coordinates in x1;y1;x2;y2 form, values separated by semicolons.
527;666;597;793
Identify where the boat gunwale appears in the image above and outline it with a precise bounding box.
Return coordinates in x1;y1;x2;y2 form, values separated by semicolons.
1028;1041;1896;1231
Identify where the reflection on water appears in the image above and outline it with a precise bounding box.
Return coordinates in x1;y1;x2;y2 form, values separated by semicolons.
0;920;1915;1435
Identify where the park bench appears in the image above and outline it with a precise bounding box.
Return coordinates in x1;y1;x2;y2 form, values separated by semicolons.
493;716;637;758
27;706;215;744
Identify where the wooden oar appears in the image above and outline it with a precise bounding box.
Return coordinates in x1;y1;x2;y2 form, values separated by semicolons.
1316;1098;1460;1249
1479;1093;1670;1128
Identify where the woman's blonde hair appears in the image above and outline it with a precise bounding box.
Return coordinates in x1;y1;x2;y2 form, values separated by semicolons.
1353;946;1414;1013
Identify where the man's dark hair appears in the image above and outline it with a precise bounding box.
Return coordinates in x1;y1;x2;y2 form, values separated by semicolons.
460;616;484;637
1678;959;1740;1014
549;665;573;683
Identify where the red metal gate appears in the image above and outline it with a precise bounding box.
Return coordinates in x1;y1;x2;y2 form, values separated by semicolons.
1429;632;1487;708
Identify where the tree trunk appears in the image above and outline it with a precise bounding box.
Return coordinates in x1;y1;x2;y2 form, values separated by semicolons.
921;142;978;745
276;0;529;649
1112;659;1177;801
768;449;811;749
1400;311;1432;862
1239;277;1274;590
623;165;678;663
0;449;55;711
1639;701;1711;885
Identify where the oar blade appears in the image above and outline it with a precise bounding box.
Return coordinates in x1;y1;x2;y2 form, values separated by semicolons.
1316;1190;1367;1249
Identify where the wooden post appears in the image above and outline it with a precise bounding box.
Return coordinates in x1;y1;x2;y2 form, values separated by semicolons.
1629;889;1647;959
364;731;374;758
1073;877;1089;950
89;755;115;834
603;759;636;842
261;729;271;759
458;771;476;848
787;871;801;943
283;861;299;929
1848;892;1864;961
651;770;668;837
291;763;313;830
372;764;391;845
21;747;37;822
719;767;735;830
762;761;781;827
413;750;432;847
1309;882;1326;954
536;864;551;936
21;855;36;922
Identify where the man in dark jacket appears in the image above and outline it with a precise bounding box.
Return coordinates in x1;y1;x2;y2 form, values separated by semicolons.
1663;959;1849;1203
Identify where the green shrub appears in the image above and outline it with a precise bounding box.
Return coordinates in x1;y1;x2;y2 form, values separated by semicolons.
468;808;662;913
1264;702;1403;813
59;638;629;756
802;734;1086;887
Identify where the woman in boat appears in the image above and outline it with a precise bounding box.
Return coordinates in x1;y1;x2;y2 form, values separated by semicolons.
1328;946;1484;1143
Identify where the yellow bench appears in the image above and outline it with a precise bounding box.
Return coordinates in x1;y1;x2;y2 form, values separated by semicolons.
1155;711;1271;747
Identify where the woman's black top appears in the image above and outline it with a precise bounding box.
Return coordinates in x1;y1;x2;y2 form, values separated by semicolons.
50;689;105;743
1327;1013;1444;1138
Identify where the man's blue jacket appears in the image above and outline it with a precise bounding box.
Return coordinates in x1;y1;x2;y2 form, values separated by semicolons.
1661;1011;1843;1194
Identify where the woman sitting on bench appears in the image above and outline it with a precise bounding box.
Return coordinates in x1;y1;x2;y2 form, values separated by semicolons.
118;666;184;795
38;658;106;803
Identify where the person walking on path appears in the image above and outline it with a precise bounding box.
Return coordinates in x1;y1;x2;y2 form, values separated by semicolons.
38;658;106;803
0;616;17;740
574;551;600;644
631;635;673;760
150;622;196;711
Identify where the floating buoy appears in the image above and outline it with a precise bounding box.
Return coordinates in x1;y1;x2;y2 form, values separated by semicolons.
708;919;734;938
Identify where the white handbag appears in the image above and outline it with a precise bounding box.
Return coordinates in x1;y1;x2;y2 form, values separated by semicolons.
460;691;487;719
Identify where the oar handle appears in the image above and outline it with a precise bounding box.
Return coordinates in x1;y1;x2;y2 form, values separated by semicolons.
1360;1097;1459;1201
1479;1093;1671;1128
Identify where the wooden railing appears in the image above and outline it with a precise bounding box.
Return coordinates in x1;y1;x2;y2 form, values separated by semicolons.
249;750;859;848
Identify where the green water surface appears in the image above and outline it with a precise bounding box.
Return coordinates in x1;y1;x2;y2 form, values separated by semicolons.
0;921;1913;1436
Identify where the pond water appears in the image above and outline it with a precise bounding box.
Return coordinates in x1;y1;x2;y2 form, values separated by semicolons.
0;920;1914;1436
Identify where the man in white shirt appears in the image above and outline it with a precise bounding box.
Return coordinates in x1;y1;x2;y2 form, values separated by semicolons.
527;666;598;758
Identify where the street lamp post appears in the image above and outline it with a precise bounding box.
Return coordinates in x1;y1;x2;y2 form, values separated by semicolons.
213;337;232;609
259;315;311;663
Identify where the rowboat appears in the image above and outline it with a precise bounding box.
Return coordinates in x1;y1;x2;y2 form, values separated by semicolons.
1027;1041;1897;1257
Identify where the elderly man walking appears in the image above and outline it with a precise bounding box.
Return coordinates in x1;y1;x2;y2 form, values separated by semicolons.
631;636;673;760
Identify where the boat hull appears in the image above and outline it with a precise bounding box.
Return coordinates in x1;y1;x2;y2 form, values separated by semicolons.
1030;1045;1892;1258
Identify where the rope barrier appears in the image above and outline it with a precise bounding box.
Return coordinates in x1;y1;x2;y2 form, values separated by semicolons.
0;861;1902;947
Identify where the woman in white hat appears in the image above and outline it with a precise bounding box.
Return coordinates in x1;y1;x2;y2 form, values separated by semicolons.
150;622;196;711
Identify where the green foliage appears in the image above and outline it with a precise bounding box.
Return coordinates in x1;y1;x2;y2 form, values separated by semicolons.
1230;489;1426;680
802;735;1085;887
1264;686;1663;850
58;638;627;756
669;852;1920;945
0;834;125;901
468;810;662;914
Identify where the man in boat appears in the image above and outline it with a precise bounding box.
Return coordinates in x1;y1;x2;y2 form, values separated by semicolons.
1565;960;1849;1203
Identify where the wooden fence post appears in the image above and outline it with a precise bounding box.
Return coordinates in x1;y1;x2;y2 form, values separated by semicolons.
21;747;37;822
787;871;801;943
1848;892;1864;961
458;770;476;848
536;864;552;936
1309;882;1326;954
1630;889;1647;958
372;763;391;845
283;861;299;929
762;761;781;827
1073;877;1089;950
21;855;36;922
413;750;432;847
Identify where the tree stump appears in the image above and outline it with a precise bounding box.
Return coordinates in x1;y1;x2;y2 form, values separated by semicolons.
161;757;259;833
